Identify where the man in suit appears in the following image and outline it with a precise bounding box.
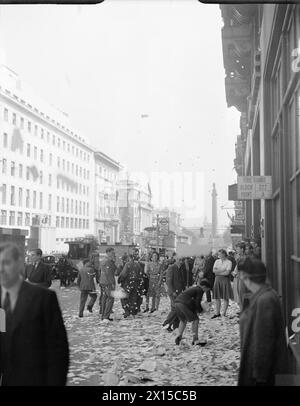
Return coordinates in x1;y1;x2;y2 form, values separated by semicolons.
163;257;185;331
24;248;52;288
0;242;69;386
99;247;117;322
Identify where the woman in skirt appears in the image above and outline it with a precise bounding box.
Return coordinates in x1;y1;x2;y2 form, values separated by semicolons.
174;279;211;345
144;252;162;313
211;249;234;318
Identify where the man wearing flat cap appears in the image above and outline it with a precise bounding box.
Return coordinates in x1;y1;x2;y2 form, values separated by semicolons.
237;258;288;386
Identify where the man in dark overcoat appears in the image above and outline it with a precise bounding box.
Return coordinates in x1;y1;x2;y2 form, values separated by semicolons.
24;248;52;288
0;242;69;386
238;258;288;386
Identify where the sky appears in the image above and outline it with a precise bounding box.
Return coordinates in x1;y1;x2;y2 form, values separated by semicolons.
0;0;240;228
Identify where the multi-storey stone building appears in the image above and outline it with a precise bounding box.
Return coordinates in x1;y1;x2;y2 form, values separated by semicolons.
0;65;95;252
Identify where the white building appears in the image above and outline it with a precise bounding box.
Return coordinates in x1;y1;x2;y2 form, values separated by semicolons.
0;65;95;253
94;151;122;243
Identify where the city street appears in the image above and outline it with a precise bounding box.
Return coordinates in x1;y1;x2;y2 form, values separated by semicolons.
52;281;240;386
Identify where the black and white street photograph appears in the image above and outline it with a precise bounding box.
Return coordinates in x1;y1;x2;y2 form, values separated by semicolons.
0;0;300;391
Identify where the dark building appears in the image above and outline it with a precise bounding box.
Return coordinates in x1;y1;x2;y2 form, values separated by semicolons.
220;3;300;375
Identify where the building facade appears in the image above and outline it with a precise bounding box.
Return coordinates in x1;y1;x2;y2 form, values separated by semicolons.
118;176;153;245
0;65;95;252
94;151;122;244
221;3;300;372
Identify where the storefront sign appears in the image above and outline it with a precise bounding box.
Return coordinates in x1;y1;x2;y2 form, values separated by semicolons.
237;176;272;199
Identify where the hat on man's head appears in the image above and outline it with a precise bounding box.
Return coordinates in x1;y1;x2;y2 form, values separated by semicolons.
238;257;266;277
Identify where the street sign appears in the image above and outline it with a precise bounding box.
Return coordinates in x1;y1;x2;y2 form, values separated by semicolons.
237;176;272;200
158;217;169;236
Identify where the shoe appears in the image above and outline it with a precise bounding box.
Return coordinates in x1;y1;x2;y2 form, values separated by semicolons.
167;326;173;333
143;308;149;313
150;309;157;313
211;314;221;319
78;314;83;318
107;318;114;321
192;339;207;346
87;307;93;313
175;336;182;346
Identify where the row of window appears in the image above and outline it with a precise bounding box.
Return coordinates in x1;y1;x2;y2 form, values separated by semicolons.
1;161;90;196
1;185;90;215
2;133;90;180
3;108;90;163
0;210;90;229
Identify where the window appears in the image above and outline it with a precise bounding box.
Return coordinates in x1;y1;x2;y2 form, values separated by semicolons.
56;216;59;227
79;219;82;229
25;212;30;226
1;184;6;204
63;141;66;151
27;143;31;157
39;192;43;209
19;164;23;178
49;153;53;165
52;134;55;145
75;218;78;228
26;190;30;208
3;133;8;148
61;197;65;212
28;121;31;133
33;191;37;209
10;186;15;206
76;148;78;157
34;125;38;136
48;194;52;211
57;138;61;148
26;167;30;180
57;178;60;189
76;165;78;176
66;198;69;213
87;203;89;215
67;161;70;172
61;217;65;228
66;217;69;228
80;150;82;160
57;196;60;212
41;128;44;140
47;132;50;143
57;157;60;168
72;163;74;174
71;199;74;213
40;149;43;162
39;171;43;184
86;220;89;229
11;161;15;177
79;167;82;178
1;210;7;225
34;146;37;160
18;188;22;206
48;174;52;186
17;212;23;226
3;108;8;122
20;117;24;129
70;218;74;228
72;146;74;155
9;211;15;226
62;159;65;171
79;201;82;215
67;144;70;152
2;159;7;174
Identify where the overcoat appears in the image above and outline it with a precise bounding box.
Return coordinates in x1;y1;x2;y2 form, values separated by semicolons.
0;281;69;386
238;285;288;386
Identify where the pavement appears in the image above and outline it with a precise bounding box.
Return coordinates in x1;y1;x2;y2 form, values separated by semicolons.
52;280;240;386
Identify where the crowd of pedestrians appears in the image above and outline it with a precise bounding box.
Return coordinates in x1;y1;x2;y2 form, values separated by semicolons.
0;239;289;386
